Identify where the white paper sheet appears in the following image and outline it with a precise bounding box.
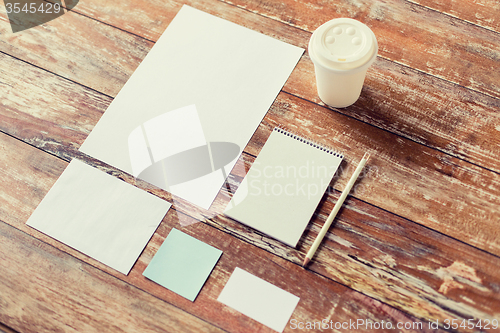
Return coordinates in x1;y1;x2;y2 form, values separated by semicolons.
26;159;171;275
217;267;300;332
79;5;304;210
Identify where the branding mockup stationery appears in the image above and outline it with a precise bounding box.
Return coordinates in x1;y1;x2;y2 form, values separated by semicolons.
79;5;304;210
224;127;343;247
143;228;222;301
218;267;300;332
26;159;171;275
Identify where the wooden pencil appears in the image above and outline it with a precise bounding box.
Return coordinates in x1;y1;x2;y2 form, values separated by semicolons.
303;152;370;267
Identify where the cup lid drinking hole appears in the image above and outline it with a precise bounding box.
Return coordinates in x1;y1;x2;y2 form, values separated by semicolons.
309;18;378;72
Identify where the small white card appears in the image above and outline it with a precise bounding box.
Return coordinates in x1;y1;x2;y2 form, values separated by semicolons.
218;267;300;332
26;159;171;275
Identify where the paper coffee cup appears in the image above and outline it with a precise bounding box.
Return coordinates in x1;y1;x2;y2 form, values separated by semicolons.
308;18;378;108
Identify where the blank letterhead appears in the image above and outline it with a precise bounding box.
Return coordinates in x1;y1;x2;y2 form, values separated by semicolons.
79;5;304;210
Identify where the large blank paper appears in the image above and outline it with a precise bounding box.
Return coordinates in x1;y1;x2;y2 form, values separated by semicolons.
26;159;171;275
143;228;222;301
79;5;304;210
224;128;343;247
218;267;300;332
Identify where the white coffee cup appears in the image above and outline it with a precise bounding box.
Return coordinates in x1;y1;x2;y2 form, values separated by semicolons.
308;18;378;108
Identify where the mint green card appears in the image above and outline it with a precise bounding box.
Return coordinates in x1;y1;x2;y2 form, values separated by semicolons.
143;228;222;301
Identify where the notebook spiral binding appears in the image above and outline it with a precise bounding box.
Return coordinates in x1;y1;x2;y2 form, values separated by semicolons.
274;126;344;159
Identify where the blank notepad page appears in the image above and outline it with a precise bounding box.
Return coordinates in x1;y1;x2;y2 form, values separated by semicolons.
224;128;343;247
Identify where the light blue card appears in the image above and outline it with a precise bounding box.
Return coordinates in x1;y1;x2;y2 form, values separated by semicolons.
143;228;222;301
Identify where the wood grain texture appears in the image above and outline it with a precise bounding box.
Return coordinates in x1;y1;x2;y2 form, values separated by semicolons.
0;54;109;160
3;45;500;258
215;152;500;323
0;323;18;333
1;1;500;176
0;132;438;333
0;0;500;254
221;0;500;99
262;93;500;255
407;0;500;33
65;0;500;173
0;221;225;333
1;7;500;327
1;0;500;331
57;0;500;98
0;6;151;97
2;0;499;174
285;55;500;174
5;41;499;258
1;72;499;328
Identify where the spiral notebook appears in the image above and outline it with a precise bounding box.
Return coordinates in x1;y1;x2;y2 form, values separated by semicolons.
224;127;343;247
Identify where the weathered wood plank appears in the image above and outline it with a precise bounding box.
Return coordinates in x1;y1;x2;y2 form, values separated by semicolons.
2;0;495;328
4;42;499;258
0;133;437;332
214;152;500;324
2;0;500;175
284;56;500;174
0;55;109;159
1;33;500;324
0;6;152;97
220;0;500;99
0;323;18;333
0;226;223;333
259;93;500;256
407;0;500;33
203;111;500;323
52;0;500;99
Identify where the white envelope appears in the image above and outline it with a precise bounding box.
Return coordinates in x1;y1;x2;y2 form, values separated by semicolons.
26;159;171;275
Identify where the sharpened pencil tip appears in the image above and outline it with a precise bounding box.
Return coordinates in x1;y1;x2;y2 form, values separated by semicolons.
302;257;310;267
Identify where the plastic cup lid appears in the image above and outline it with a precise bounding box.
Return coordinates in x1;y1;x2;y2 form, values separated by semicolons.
309;18;378;72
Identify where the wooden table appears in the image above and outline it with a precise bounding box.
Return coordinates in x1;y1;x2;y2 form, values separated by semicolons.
1;0;499;332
